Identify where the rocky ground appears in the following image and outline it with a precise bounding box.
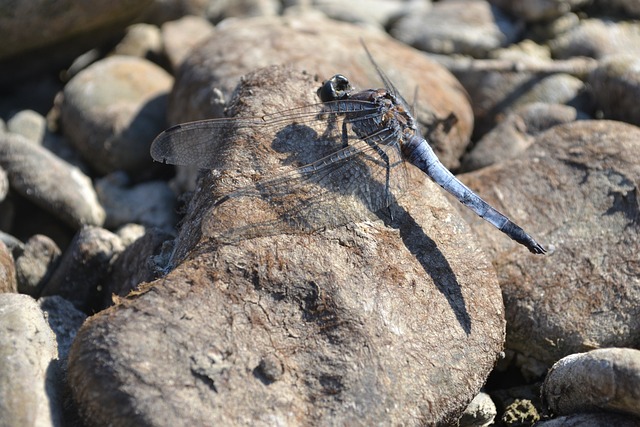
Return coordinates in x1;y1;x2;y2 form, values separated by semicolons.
1;0;639;426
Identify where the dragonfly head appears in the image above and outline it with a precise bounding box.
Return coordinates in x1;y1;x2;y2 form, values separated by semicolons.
317;74;353;103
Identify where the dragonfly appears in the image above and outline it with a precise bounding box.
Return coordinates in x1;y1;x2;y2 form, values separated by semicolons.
151;46;546;254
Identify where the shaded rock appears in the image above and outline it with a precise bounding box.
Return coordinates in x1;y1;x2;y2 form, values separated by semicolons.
168;13;473;171
15;234;62;296
7;109;46;143
550;19;640;59
389;0;521;58
535;412;640;426
487;0;589;22
0;133;105;229
39;295;87;362
453;120;640;368
542;348;640;418
461;103;586;172
589;54;640;127
451;61;591;139
0;0;152;60
68;66;504;426
105;227;172;306
160;15;215;71
0;0;153;87
311;0;410;28
60;56;172;175
0;293;61;426
95;171;177;231
594;0;640;18
0;240;16;293
501;399;540;426
40;226;124;312
460;392;497;427
0;230;23;256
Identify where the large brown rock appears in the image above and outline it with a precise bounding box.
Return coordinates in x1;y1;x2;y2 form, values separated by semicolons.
68;65;505;426
453;120;640;370
168;13;473;171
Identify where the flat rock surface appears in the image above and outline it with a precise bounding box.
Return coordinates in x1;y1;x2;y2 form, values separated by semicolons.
453;120;640;367
68;65;505;426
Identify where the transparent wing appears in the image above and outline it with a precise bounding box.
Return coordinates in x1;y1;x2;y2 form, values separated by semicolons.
204;124;411;242
150;99;381;169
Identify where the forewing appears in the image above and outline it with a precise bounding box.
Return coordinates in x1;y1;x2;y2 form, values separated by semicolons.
150;100;380;169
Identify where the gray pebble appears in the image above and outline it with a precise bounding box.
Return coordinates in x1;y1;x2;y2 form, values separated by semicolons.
390;0;521;57
589;54;640;127
40;226;124;312
459;392;497;427
461;103;586;171
488;0;589;22
0;133;105;229
60;55;172;175
95;171;177;232
15;234;61;296
0;293;61;426
160;15;215;71
0;240;17;293
0;166;8;202
112;23;162;59
550;19;640;59
6;109;46;144
542;348;640;418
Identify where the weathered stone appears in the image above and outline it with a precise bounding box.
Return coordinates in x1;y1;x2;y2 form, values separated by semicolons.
40;226;124;312
69;65;505;426
60;56;172;175
0;133;105;229
589;54;640;127
15;234;61;296
0;293;61;426
0;240;16;293
453;120;640;369
542;348;640;418
167;13;472;171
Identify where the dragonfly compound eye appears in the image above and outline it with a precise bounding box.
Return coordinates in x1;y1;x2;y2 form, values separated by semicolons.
317;74;353;102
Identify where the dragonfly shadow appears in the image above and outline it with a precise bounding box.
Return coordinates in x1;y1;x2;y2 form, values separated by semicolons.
379;203;472;336
269;123;471;335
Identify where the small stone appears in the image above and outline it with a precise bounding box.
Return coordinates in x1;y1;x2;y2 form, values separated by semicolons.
15;234;61;296
542;348;640;418
6;109;46;144
550;19;640;59
161;15;215;71
112;23;162;59
0;293;61;426
459;392;497;427
389;0;521;57
0;133;105;229
95;171;177;232
589;54;640;127
40;226;124;312
461;103;586;171
501;399;540;426
487;0;589;22
0;241;16;293
60;56;172;175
